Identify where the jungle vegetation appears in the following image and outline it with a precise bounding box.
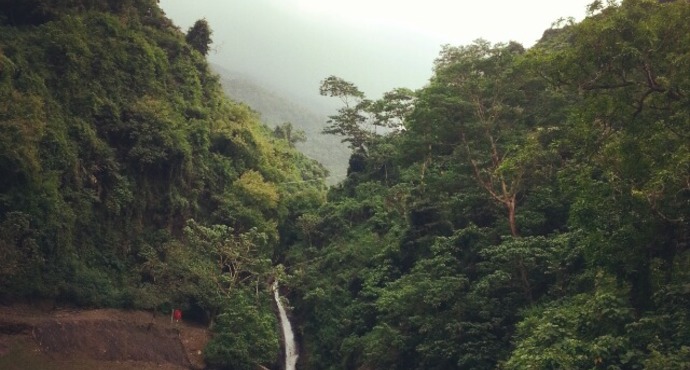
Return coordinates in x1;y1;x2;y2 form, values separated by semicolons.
287;1;690;369
1;0;689;369
0;1;327;368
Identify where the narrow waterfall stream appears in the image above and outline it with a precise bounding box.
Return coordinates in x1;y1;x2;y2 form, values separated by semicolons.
273;281;298;370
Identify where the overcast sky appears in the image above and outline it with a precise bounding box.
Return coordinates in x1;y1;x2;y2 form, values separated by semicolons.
159;1;593;103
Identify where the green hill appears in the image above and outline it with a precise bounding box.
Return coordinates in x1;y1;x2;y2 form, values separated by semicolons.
284;1;690;369
3;1;690;370
211;64;350;184
0;1;326;368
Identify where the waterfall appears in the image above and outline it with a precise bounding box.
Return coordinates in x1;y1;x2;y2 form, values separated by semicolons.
273;281;298;370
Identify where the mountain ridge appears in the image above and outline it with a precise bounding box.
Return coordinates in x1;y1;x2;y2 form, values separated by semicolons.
211;64;350;184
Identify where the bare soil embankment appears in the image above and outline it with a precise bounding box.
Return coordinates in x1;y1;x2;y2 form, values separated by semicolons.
0;305;209;370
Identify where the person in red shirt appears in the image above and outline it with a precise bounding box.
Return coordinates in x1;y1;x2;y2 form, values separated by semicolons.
172;308;182;323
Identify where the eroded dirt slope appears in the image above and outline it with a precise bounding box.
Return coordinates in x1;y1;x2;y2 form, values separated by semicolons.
0;305;209;370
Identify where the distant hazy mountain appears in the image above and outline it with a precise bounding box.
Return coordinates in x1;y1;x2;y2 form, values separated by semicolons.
211;64;349;184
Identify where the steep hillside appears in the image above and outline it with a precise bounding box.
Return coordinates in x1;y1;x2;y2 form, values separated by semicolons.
212;65;350;184
0;1;326;368
0;305;208;370
286;1;690;369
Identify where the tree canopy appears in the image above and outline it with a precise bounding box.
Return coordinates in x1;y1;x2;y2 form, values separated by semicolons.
0;2;326;369
2;0;690;369
288;1;690;369
185;18;213;56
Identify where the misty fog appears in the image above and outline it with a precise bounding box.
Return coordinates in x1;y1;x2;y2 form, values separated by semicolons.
158;1;591;105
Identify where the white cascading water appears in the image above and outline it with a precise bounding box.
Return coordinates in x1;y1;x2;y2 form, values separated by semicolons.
273;281;298;370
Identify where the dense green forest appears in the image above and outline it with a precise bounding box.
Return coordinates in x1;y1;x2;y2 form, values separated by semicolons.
1;0;690;369
0;1;327;368
285;0;690;369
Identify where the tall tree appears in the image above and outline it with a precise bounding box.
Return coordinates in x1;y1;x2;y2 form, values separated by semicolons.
319;75;373;152
320;76;416;153
416;40;547;237
186;18;213;56
273;122;306;148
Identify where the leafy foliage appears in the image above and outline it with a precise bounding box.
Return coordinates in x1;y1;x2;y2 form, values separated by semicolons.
273;122;307;148
287;1;690;369
0;3;326;369
3;1;690;369
186;18;213;56
204;290;279;370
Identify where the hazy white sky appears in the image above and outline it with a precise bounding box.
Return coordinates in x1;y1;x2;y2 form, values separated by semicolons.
287;0;588;43
159;1;593;102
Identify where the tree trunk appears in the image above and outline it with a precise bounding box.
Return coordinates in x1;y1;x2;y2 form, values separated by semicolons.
507;196;518;237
